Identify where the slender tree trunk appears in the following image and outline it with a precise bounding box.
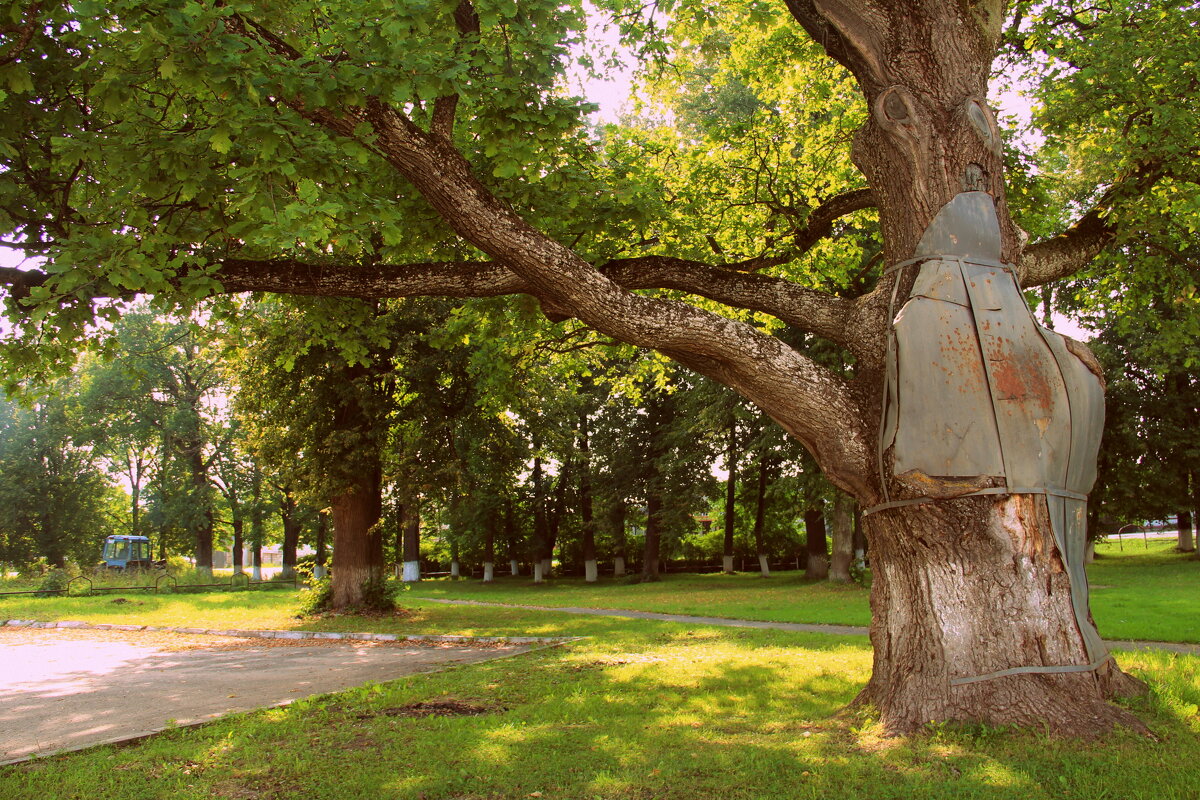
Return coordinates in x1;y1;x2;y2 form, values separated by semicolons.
610;499;627;577
642;490;663;581
314;513;328;579
329;461;384;609
723;422;738;574
532;454;549;583
483;505;496;582
752;456;770;577
1176;511;1195;553
231;517;244;574
852;505;866;570
579;414;598;582
505;500;520;576
804;507;828;580
279;489;300;579
830;494;854;583
402;501;421;582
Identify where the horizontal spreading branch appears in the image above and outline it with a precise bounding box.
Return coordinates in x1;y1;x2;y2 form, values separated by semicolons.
1019;163;1168;287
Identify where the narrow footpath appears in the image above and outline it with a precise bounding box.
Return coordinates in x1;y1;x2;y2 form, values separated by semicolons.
413;597;1200;656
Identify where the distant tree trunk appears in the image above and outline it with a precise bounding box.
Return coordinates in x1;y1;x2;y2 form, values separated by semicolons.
505;500;519;576
314;513;328;579
402;501;420;582
830;494;854;582
483;506;496;582
642;490;663;581
532;454;549;583
804;507;828;580
723;422;738;574
579;414;598;582
329;460;384;609
852;505;867;569
610;499;627;577
189;443;214;577
279;488;300;579
752;456;770;577
1176;511;1195;553
231;517;244;574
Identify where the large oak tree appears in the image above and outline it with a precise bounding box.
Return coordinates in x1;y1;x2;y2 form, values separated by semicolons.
1;0;1197;734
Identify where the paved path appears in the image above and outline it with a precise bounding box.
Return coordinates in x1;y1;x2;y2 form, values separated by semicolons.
414;597;1200;656
0;629;536;765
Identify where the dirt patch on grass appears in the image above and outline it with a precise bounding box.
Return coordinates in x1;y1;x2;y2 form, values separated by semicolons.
358;699;507;719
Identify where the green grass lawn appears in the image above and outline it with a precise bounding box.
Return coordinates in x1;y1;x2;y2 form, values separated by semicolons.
1;546;1196;798
400;539;1197;643
1;594;1198;800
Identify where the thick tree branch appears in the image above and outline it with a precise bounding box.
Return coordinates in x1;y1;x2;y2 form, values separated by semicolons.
1018;164;1166;287
788;187;876;255
1018;206;1117;288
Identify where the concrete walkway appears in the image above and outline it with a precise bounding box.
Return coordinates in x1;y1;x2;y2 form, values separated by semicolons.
0;626;545;765
414;597;1200;656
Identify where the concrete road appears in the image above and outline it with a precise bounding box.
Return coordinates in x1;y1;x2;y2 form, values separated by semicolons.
0;629;533;764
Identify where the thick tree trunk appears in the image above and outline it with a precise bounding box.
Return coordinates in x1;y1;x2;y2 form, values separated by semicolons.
830;494;854;583
860;495;1146;735
804;508;829;580
329;463;384;609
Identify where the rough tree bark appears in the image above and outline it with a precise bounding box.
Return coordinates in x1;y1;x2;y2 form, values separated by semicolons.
329;459;384;609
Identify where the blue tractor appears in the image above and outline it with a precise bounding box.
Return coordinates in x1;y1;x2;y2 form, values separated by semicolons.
101;535;157;570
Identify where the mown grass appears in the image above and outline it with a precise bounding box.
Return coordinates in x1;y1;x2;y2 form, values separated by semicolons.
1;599;1198;800
3;539;1195;643
403;539;1198;643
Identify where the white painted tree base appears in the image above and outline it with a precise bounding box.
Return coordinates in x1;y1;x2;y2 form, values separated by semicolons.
450;561;460;578
584;560;598;583
510;559;520;576
723;555;735;573
533;562;544;583
313;564;327;579
402;561;421;582
758;554;771;577
483;562;494;582
613;557;625;577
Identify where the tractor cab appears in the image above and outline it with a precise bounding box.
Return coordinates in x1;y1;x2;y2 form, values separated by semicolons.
102;535;155;570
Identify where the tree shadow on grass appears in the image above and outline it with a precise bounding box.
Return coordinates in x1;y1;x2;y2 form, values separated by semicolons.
7;632;1198;800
